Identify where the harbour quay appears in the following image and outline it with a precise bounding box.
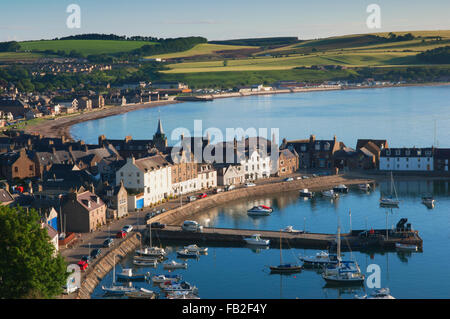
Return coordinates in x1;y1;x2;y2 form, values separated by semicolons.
147;224;423;252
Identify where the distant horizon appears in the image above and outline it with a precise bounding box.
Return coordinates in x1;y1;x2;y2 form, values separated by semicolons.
2;0;449;42
9;28;450;44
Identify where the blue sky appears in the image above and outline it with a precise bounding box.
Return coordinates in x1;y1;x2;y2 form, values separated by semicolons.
1;0;449;42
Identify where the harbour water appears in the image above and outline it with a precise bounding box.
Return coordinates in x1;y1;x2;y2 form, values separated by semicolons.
92;179;450;299
71;85;450;148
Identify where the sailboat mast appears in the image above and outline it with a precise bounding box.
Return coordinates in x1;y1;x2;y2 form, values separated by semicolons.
337;225;341;265
279;231;282;265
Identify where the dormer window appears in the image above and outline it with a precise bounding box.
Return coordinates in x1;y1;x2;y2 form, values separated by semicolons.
324;143;330;151
425;151;431;156
315;143;320;151
417;150;422;156
301;145;306;151
395;150;401;156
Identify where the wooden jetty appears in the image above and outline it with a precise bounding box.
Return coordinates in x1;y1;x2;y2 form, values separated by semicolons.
148;225;423;252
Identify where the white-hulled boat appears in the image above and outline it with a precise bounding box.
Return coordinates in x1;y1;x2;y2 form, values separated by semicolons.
135;246;167;257
299;189;314;198
133;259;158;267
322;189;339;199
116;268;150;281
355;288;395;299
281;225;301;233
160;281;198;295
299;251;339;267
184;244;208;254
333;184;349;193
163;260;188;270
167;291;200;299
422;196;435;209
102;284;137;296
125;288;158;299
358;183;371;191
176;249;199;258
247;205;273;216
395;243;418;251
380;172;400;207
243;234;270;246
133;255;161;262
151;274;182;284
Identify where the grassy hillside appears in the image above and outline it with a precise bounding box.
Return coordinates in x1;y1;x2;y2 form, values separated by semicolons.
19;39;155;55
145;43;256;59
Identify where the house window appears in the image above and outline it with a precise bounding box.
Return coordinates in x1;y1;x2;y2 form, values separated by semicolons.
301;145;306;151
14;167;18;172
417;150;421;156
386;150;391;155
405;150;410;156
395;150;401;156
315;143;320;151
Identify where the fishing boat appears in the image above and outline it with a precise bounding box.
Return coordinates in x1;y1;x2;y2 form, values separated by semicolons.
125;288;158;299
324;260;360;275
116;268;150;281
176;249;200;258
358;183;371;191
243;234;270;246
422;196;435;209
135;246;167;257
247;205;273;216
333;184;349;193
322;189;339;199
299;251;339;267
355;288;395;299
322;225;365;285
299;189;314;198
395;243;418;251
160;281;198;295
102;255;137;296
151;274;182;284
133;255;161;262
133;259;158;267
380;172;400;207
269;231;302;273
167;291;200;299
163;260;188;270
184;244;208;254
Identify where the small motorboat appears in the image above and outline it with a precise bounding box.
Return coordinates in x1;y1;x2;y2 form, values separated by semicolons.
135;246;167;257
125;288;158;299
133;255;162;262
167;291;200;299
395;243;418;251
151;274;182;284
355;288;395;299
116;268;150;281
163;260;188;270
184;244;208;254
160;281;198;295
358;183;371;191
299;251;339;267
176;249;200;258
269;263;302;273
324;260;360;275
299;189;314;198
247;205;273;216
333;184;349;193
322;190;339;199
281;225;302;233
380;197;399;207
133;259;158;267
422;196;435;209
243;234;270;246
102;284;137;296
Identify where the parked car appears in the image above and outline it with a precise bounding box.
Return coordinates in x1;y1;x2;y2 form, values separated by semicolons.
150;222;166;229
181;220;203;232
302;176;309;179
226;185;235;191
90;248;102;259
245;182;256;187
103;238;114;248
161;208;167;213
284;177;294;182
296;176;302;180
145;213;152;221
188;196;197;202
77;260;88;271
215;188;224;194
81;255;92;263
116;230;127;238
197;193;207;199
155;210;161;215
122;225;133;233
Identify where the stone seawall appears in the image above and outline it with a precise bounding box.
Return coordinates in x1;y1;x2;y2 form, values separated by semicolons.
76;233;141;299
149;175;374;226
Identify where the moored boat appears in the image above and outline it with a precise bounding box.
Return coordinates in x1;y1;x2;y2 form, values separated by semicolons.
133;259;158;267
281;225;302;233
355;288;395;299
167;291;200;299
176;249;200;258
135;246;167;257
243;234;270;246
358;183;371;191
247;205;273;216
160;281;198;295
151;274;182;284
125;288;158;299
322;189;339;198
299;189;314;198
116;268;150;281
163;260;188;270
299;251;339;267
333;184;349;193
102;284;137;296
422;196;435;209
395;243;418;251
184;244;208;254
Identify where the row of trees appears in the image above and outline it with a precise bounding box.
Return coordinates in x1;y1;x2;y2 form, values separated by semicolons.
417;46;450;64
0;41;20;52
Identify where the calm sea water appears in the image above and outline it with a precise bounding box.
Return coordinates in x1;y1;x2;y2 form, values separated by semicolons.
72;85;450;148
92;179;450;299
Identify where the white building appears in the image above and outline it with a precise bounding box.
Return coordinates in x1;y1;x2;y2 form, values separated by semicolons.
241;149;272;181
380;148;434;171
197;163;217;189
116;155;172;209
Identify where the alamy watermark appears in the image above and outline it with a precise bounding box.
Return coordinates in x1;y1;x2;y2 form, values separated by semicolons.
66;4;81;29
366;4;381;29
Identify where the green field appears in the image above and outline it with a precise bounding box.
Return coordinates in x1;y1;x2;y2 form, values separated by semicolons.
0;52;45;62
19;40;155;55
145;43;256;59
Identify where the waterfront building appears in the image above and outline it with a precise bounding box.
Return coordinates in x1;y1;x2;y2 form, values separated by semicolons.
115;155;171;210
197;163;217;189
434;148;450;172
98;180;128;219
215;163;245;186
277;148;299;176
166;149;199;196
380;147;434;171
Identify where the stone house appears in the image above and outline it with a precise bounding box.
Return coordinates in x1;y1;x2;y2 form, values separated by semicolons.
277;148;299;176
0;149;36;180
215;163;245;186
197;163;217;189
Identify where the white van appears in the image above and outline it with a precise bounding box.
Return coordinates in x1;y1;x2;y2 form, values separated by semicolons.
181;220;203;232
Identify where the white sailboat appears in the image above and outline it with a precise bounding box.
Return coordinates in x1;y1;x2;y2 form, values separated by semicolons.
102;255;137;295
135;224;167;257
380;172;400;207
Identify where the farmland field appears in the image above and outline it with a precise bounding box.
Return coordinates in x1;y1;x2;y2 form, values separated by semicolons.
0;52;44;62
19;40;155;55
144;43;256;59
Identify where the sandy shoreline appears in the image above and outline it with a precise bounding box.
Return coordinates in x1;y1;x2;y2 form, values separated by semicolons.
24;82;450;141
